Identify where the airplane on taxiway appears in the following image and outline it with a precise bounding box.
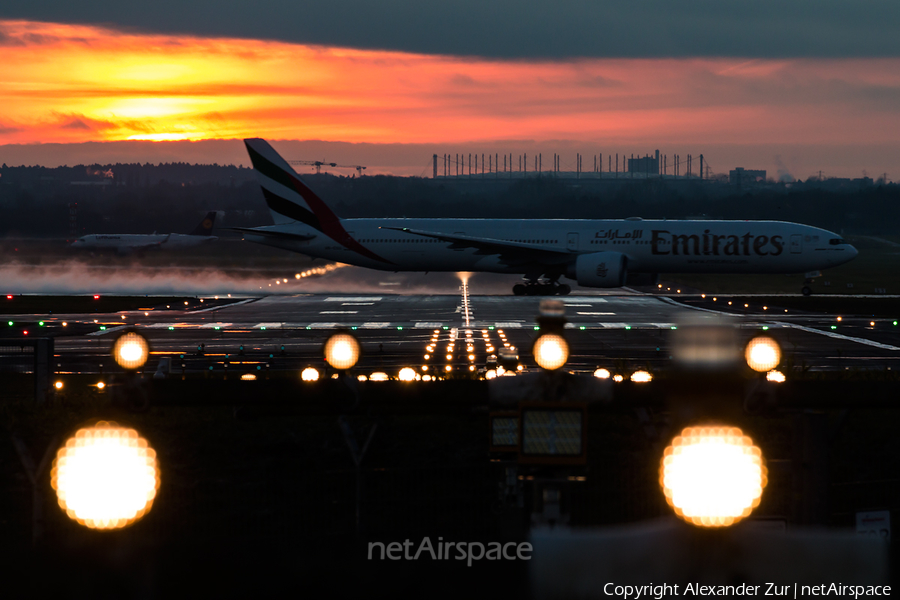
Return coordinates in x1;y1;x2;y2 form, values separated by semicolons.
71;212;219;254
235;138;857;296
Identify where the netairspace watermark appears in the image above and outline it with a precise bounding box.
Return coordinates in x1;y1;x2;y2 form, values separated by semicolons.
603;583;891;600
367;538;531;567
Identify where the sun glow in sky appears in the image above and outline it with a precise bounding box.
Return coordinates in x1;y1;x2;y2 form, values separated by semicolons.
1;19;899;173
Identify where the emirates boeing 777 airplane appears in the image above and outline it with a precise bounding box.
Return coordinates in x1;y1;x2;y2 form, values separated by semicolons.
235;139;857;296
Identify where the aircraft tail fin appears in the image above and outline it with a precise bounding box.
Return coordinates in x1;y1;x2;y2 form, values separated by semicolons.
189;211;217;236
244;138;340;231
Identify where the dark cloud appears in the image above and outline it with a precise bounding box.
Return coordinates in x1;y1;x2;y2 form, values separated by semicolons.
3;1;899;58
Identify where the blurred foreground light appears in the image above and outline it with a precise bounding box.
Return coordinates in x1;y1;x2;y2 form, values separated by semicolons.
612;374;624;383
323;333;360;370
630;370;653;383
661;426;766;528
301;367;320;382
96;381;106;390
423;375;432;381
485;369;497;380
112;331;150;370
240;373;257;381
398;367;416;382
357;374;368;382
54;381;64;390
766;370;786;383
369;372;389;381
745;336;781;372
593;368;611;379
51;421;159;530
671;318;740;370
532;334;569;371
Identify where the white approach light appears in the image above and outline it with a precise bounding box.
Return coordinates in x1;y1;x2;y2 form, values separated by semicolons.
301;367;320;381
398;367;416;381
533;334;569;370
51;421;159;530
112;331;150;370
660;426;767;528
745;336;781;372
593;368;611;379
324;333;360;370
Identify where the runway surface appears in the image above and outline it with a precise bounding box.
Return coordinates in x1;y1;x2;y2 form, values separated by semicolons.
6;279;899;376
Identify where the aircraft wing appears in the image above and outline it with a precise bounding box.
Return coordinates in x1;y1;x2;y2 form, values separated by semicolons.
228;227;316;241
379;226;572;266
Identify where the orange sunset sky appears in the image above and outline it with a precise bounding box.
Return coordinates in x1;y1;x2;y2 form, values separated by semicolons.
1;19;898;178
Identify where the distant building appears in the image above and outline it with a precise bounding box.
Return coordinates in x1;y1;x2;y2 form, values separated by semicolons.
729;168;766;186
628;150;659;176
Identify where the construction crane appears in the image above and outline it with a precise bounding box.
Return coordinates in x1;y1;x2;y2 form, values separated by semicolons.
289;160;367;176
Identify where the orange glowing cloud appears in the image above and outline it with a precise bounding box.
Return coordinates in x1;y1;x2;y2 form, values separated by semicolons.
1;20;899;148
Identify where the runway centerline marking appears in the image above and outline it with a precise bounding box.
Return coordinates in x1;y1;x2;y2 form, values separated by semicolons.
320;310;358;314
325;297;381;302
576;312;616;316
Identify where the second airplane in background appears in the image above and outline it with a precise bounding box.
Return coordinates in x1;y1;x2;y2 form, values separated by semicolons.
237;139;857;295
71;212;219;254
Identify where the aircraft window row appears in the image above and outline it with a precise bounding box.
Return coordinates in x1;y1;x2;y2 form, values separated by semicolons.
507;239;557;243
829;238;846;245
360;239;438;243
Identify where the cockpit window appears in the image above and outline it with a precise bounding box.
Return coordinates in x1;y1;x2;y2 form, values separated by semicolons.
829;238;846;245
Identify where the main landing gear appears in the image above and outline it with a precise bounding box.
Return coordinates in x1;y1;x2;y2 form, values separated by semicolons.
512;281;571;296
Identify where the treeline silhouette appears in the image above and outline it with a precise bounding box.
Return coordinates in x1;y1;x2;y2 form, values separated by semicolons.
0;163;896;236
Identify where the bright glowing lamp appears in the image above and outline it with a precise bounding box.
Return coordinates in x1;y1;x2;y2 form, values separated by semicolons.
766;370;786;383
593;368;611;379
745;336;781;372
324;333;360;370
630;370;653;383
532;334;569;371
51;421;159;530
112;331;150;370
301;367;320;381
369;372;389;381
398;367;416;381
54;381;64;390
660;426;767;527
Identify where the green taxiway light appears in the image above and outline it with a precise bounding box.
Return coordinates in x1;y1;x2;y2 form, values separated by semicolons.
831;326;837;330
168;326;174;331
261;326;266;330
7;321;12;326
894;321;898;326
625;326;631;330
443;326;450;330
487;326;494;330
671;326;678;330
762;326;769;331
214;326;220;330
100;326;106;330
397;326;403;330
39;321;44;326
351;326;357;330
534;326;540;330
580;326;586;330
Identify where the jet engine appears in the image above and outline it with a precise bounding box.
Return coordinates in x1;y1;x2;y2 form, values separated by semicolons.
566;252;627;288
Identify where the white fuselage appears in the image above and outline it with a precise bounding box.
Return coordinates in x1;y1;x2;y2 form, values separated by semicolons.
71;233;217;251
243;218;856;275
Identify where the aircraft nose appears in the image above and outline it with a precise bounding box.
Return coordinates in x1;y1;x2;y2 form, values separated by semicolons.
847;244;859;260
